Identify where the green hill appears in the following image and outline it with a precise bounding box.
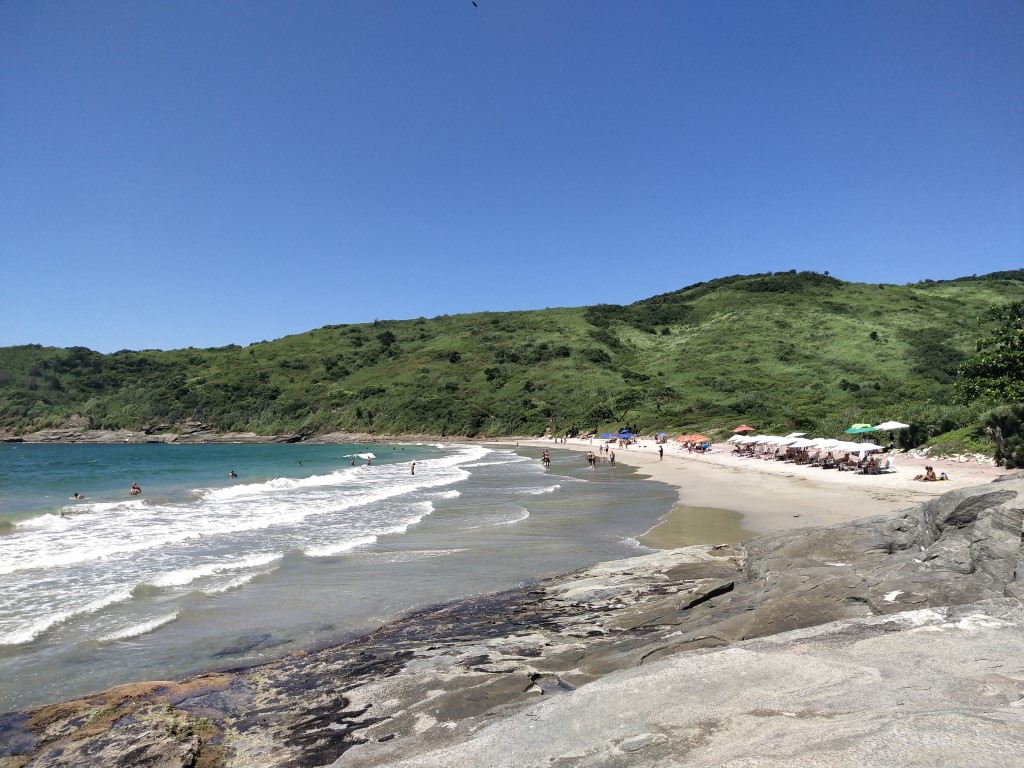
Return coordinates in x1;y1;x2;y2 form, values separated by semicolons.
2;270;1022;449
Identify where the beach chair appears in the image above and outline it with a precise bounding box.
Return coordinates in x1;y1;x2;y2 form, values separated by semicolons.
880;457;895;473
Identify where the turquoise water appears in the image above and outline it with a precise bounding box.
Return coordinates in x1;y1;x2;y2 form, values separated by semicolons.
0;443;677;713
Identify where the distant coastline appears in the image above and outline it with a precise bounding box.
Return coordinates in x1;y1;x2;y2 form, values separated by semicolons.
0;427;485;445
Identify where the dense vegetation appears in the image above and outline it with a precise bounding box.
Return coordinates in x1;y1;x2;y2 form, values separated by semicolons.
2;270;1023;459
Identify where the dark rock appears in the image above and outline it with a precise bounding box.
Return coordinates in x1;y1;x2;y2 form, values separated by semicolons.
214;633;273;657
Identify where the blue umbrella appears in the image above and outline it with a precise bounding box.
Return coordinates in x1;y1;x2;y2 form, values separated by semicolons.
619;431;635;438
600;433;616;438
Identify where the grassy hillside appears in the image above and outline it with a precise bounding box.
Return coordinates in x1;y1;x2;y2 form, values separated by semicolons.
1;270;1022;447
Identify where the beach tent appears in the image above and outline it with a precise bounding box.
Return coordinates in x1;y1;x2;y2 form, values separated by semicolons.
874;421;910;431
844;423;878;434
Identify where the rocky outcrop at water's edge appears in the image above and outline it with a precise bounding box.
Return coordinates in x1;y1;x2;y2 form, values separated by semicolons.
3;479;1024;767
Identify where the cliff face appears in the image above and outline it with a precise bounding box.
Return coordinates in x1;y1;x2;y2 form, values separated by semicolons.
3;479;1024;768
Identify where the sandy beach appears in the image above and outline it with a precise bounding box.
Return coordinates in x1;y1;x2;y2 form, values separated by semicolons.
504;437;1015;548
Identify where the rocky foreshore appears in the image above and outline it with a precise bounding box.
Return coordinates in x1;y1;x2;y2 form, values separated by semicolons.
3;479;1024;767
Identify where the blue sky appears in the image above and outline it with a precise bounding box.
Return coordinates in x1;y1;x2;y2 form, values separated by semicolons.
2;1;1021;353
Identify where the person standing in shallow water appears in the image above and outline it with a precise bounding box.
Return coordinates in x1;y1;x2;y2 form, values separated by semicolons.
411;462;416;476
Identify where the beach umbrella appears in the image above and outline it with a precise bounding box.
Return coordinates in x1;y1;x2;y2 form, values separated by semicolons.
874;421;910;431
732;424;755;433
844;423;877;434
619;431;635;438
727;435;746;443
784;432;807;439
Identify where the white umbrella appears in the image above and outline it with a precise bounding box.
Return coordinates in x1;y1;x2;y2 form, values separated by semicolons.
784;432;807;439
874;421;910;431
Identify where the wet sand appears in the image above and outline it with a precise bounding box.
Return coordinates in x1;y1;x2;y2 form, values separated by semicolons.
502;438;1014;548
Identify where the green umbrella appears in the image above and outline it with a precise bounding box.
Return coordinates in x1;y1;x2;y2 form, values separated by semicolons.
844;423;877;434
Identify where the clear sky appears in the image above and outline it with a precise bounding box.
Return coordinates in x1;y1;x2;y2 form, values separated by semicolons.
2;1;1022;353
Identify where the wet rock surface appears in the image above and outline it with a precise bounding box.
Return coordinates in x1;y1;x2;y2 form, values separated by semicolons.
3;479;1024;767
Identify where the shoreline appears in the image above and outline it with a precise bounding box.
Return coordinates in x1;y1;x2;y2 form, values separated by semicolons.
499;437;1016;547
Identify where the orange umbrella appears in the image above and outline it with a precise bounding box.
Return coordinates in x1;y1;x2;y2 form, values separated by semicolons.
732;424;755;433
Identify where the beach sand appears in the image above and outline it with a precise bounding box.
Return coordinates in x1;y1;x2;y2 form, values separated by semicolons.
503;437;1014;548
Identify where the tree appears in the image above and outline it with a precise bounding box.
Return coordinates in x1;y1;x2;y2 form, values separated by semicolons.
956;300;1024;403
645;383;678;414
612;386;646;421
585;404;614;433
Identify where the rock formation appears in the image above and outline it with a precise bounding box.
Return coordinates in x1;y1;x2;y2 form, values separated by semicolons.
2;479;1023;767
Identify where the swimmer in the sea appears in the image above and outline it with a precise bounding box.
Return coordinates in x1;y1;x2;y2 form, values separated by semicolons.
130;482;141;496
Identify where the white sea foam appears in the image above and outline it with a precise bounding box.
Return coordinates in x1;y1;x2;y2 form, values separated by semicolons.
99;612;179;642
522;484;560;495
0;588;133;646
431;490;461;500
202;571;268;594
149;553;282;588
355;549;465;564
459;506;531;530
305;535;379;558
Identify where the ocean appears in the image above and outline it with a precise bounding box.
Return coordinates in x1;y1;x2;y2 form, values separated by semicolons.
0;442;676;713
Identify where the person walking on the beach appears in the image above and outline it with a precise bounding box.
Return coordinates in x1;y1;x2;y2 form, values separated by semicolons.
659;445;663;460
